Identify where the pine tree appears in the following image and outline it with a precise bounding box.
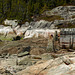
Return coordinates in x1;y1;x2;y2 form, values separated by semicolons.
0;0;74;23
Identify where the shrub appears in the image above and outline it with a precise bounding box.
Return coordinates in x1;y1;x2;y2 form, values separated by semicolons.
37;15;64;22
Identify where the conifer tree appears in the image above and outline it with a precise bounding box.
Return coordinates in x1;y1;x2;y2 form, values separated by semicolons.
0;0;74;23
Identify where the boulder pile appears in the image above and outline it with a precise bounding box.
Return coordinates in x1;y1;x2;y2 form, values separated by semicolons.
16;52;75;75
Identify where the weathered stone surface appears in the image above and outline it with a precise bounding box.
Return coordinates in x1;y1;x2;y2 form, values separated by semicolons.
4;19;18;27
18;51;29;57
0;66;5;74
30;48;46;55
0;26;13;34
45;6;75;19
0;66;13;75
1;6;75;75
0;19;75;39
30;20;55;29
24;29;60;39
46;37;53;52
18;57;36;66
0;50;75;75
46;63;70;75
40;53;54;60
16;54;75;75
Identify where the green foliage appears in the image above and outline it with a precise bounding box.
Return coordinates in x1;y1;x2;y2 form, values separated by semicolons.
0;0;74;23
40;4;49;14
37;15;64;21
56;23;75;28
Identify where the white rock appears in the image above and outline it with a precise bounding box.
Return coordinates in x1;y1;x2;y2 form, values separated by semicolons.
0;26;13;34
46;63;71;75
24;29;60;39
45;6;75;19
4;19;18;27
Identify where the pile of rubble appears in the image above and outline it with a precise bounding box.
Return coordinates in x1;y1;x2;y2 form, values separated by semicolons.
1;51;75;75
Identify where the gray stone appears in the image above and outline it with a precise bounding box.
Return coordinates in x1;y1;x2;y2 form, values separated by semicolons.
18;51;29;57
45;6;75;20
1;53;7;58
5;53;10;58
29;20;55;29
4;19;18;27
41;53;54;60
46;38;53;52
18;58;37;66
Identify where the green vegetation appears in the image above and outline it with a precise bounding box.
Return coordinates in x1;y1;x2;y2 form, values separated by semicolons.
0;34;16;41
37;15;64;21
0;0;74;23
57;23;75;28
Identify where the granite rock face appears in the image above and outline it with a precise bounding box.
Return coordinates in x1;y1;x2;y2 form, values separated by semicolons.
45;6;75;19
1;6;75;37
16;53;75;75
